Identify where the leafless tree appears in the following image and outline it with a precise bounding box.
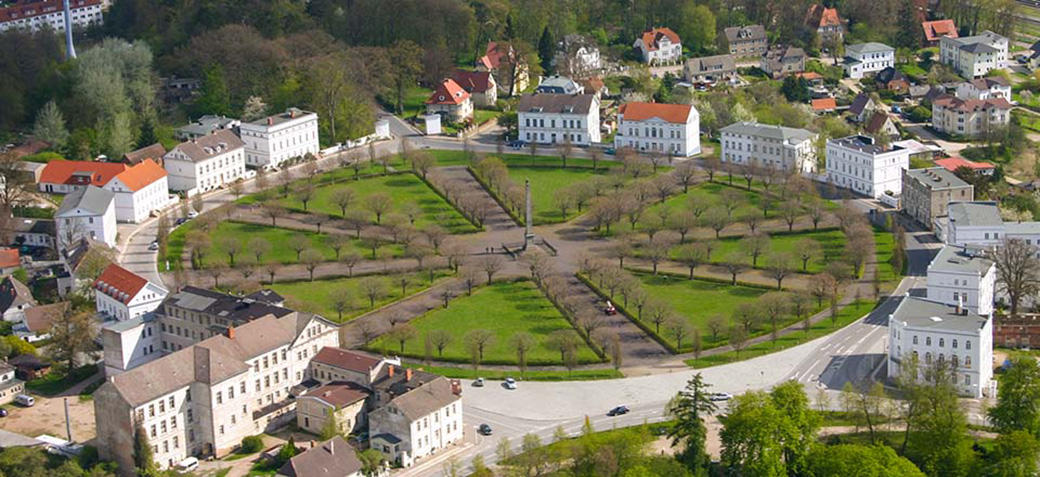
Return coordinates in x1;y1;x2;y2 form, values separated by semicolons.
340;250;362;277
428;329;453;357
766;252;796;289
330;188;357;217
366;192;394;224
260;202;288;226
990;238;1040;317
301;248;324;280
481;254;505;283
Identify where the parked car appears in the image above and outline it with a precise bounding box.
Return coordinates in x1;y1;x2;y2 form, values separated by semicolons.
504;377;518;390
176;457;199;473
709;392;733;402
607;405;630;416
478;424;493;436
175;217;188;226
14;394;34;407
473;377;485;387
507;140;526;149
148;241;160;251
187;211;199;219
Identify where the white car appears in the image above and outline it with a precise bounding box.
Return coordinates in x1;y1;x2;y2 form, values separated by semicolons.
504;377;518;390
187;211;199;219
709;392;733;402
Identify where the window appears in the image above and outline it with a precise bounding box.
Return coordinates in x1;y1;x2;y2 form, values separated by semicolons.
939;338;945;347
965;356;972;368
926;337;932;346
149;405;155;417
150;425;157;438
219;425;225;435
966;341;971;350
913;336;918;345
953;339;958;349
925;352;932;364
216;392;222;404
965;375;971;385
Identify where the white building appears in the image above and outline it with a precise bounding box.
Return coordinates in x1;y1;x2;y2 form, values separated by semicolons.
163;129;246;194
103;159;172;223
844;42;895;79
0;361;24;406
13;218;56;249
0;275;36;323
937;202;1006;248
940;30;1008;78
720;121;817;174
38;160;128;194
825;135;909;199
634;27;682;65
239;108;320;170
0;0;103;33
55;185;116;249
425;79;474;124
614;102;700;157
101;313;162;376
369;373;463;467
955;77;1012;101
887;296;993;398
93;263;168;321
517;93;600;146
927;245;996;316
535;75;584;95
555;34;602;78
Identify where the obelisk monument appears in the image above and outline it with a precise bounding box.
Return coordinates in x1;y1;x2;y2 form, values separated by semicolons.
524;179;534;250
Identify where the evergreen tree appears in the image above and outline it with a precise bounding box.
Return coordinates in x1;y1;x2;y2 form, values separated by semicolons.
667;374;717;476
194;64;232;117
136;117;158;149
33;100;68;147
894;0;922;49
538;26;554;75
133;421;158;476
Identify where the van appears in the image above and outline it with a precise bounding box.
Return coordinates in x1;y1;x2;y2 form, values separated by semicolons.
175;457;199;473
14;394;34;407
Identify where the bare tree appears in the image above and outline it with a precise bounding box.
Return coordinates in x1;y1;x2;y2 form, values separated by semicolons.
740;232;771;268
990;238;1040;317
330;188;357;217
218;237;242;267
301;249;324;280
428;329;453;357
355;320;381;347
707;314;726;343
666;317;694;350
288;233;309;261
260;202;287;226
722;254;748;285
366;192;394;224
330;290;353;320
674;162;699;192
546;330;580;362
766;252;796;289
796;238;823;271
340;250;362;277
461;266;481;295
464;329;495;367
481;254;505;283
359;277;387;308
390;324;418;353
509;332;536;377
676;243;707;279
293;184;316;211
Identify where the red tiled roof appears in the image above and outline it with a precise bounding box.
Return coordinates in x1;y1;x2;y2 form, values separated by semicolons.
40;161;128;187
313;347;381;374
923;19;958;43
795;72;823;81
112;159;166;192
583;77;606;92
305;382;370;408
451;70;494;93
93;263;148;304
639;27;681;51
933;94;1012;113
806;4;842;28
480;42;507;70
618;102;692;124
0;0;100;23
935;157;995;172
426;79;470;106
0;249;18;269
812;98;837;111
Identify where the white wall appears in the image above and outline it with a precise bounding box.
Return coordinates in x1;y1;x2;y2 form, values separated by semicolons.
0;3;103;32
615;113;700;157
240;113;320;170
164;147;245;193
519;108;600;146
888;318;992;398
825;142;909;198
57;202;117;249
926;266;996;316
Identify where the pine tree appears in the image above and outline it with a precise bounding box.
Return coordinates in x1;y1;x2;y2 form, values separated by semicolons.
667;373;718;476
894;0;922;49
538;27;554;75
136;117;158;149
33;100;69;147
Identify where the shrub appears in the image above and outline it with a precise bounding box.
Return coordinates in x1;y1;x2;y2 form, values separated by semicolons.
240;435;264;454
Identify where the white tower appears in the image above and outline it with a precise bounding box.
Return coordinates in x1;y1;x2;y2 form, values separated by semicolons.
63;0;76;60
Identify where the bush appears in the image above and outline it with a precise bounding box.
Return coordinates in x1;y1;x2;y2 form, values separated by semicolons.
906;106;931;123
240;435;264;454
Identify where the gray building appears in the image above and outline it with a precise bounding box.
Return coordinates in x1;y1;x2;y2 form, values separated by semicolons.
684;54;737;84
175;115;241;141
723;25;767;57
761;46;806;78
902;167;974;230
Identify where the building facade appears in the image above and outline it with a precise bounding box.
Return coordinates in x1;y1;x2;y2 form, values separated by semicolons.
368;374;463;467
761;46;806;78
451;70;497;107
614;102;700;157
38;161;128;194
901;167;974;230
634;27;683;65
103;159;171;223
296;382;369;435
239;108;320;170
93;263;168;321
163;130;247;194
55;185;116;249
0;0;103;33
940;30;1008;78
825;135;910;199
720;121;817;174
683;54;737;84
0;362;24;406
723;25;767;57
425;79;474;124
844;42;895;79
101;313;162;376
517;93;600;146
931;95;1011;138
955;77;1011;101
926;245;997;316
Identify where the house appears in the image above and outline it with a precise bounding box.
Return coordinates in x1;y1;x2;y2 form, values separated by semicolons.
926;245;996;316
94;311;339;473
795;71;824;86
426;79;473;124
581;77;609;99
0;276;35;323
634;27;683;65
12;218;55;249
0;249;20;276
369;370;462;467
296;382;370;435
615;102;700;157
908;84;948;103
923;19;958;47
239;108;321;170
0;0;103;33
901;167;974;230
14;302;68;343
163;129;247;194
536;75;584;95
0;361;24;406
994;314;1040;349
310;347;390;387
683;54;737;85
848;93;877;123
450;70;497;107
954;77;1011;101
720;121;818;174
57;237;111;297
175;115;240;141
935;157;996;176
844;43;895;79
940;30;1008;78
875;67;910;92
723;25;767;58
931;94;1011;138
864;111;899;137
122;143;166;167
517;93;601;146
277;436;366;477
94;263;168;321
826;135;909;199
761;46;806;78
38;161;127;194
887;296;993;398
932;201;1040;249
9;354;49;381
478;42;530;94
101;313;161;376
103;159;172;223
811;97;837;113
17;161;44;184
1027;40;1040;69
55;185;116;249
805;4;844;41
555;35;602;78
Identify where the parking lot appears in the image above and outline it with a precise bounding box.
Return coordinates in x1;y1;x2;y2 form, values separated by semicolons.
2;393;97;445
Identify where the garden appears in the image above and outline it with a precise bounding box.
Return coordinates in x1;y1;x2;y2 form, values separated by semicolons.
270;271;452;323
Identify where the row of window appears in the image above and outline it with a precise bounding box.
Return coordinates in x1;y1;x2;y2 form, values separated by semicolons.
523;117;586;130
911;335;973;349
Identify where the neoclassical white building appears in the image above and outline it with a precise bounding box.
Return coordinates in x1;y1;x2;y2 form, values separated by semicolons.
940;30;1008;78
517;93;600;146
163;129;247;194
720;121;817;173
843;42;895;79
94;263;168;321
55;185;117;249
825;135;909;199
239;108;320;170
926;245;996;316
614;102;700;157
103;159;172;223
634;27;683;65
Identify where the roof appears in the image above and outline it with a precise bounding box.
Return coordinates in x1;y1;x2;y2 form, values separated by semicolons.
164;286;295;325
968;77;1009;89
847;42;894;56
302;382;370;408
764;46;806;62
724;25;766;43
864;111;894;135
638;27;681;51
0;276;35;314
806;4;842;29
947;201;1002;227
166;129;245;163
923;19;958;42
946;30;1007;52
892;139;943;155
245;108;315;128
811;97;837;111
56;186;114;217
928;245;994;275
112;159;166;192
890;296;989;333
518;93;596;115
384;376;460;421
13;218;55;236
618;102;693;124
277;436;362;477
720;121;814;144
685;54;737;76
122;143;166;166
176;115;239;137
536;75;583;95
480;41;510;70
102;311;156;333
313;347;382;374
795;72;823;81
371;364;440;398
8;354;48;369
828;135;904;155
0;429;43;449
245;289;284;305
426;79;470;106
39;161;127;187
451;70;494;93
876;67;909;85
0;249;18;269
93;263;149;304
905;167;971;191
849;93;875;116
933;94;1012;113
22;302;68;334
0;0;101;23
63;237;109;273
935;157;995;172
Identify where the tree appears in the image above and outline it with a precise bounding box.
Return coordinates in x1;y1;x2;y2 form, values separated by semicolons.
719;390;787;476
538;26;554;74
428;329;452;357
759;292;789;342
33;100;68;147
133;421;158;476
48;306;96;374
358;449;385;477
989;238;1040;317
805;444;925;477
779;200;802;232
985;430;1040;477
359;277;386;308
195;64;232;116
509;332;536;377
902;360;975;476
390;40;424;114
276;438;298;468
390;324;417;352
705;206;729;238
796;238;822;271
288;233;309;261
330;189;356;217
729;325;748;355
770;380;820;474
723;255;748;286
989;356;1040;436
481;254;505;283
301;249;324;280
546;329;579;362
766;252;795;290
676;243;707;279
366;192;393;224
218;237;242;267
667;317;694;350
464;329;495;366
667;374;718;475
261;202;287;226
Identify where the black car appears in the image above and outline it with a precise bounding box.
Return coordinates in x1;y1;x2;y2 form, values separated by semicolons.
607;405;630;416
175;217;188;226
478;423;493;436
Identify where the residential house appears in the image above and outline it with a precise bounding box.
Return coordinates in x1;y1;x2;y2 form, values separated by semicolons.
931;94;1011;138
450;70;497;107
825;135;910;199
0;361;24;406
369;370;462;467
0;0;103;33
581;77;609;99
536;75;584;95
296;382;370;435
909;84;948;103
848;93;877;123
0;275;35;322
94;263;168;321
478;42;529;95
0;249;17;276
934;157;996;176
163;129;247;194
927;245;996;316
761;46;806;78
923;19;958;47
875;67;910;92
683;54;737;85
555;35;602;78
175;116;240;141
954;77;1011;100
239;108;321;170
615;102;700;157
103;159;172;223
38;161;127;194
153;286;300;353
634;27;683;65
517;93;600;146
887;296;993;398
940;30;1008;78
723;25;767;58
864;111;899;137
901;167;974;230
14;302;68;343
9;354;49;381
310;347;389;388
805;4;845;42
1027;40;1040;69
122;143;166;167
276;436;366;477
426;79;473;124
57;237;109;297
811;97;837;113
12;218;55;249
720;121;818;174
55;185;116;249
844;43;895;79
17;161;44;184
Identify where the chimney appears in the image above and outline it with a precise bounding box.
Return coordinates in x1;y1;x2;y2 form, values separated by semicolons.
388;365;394;377
290;109;297;119
406;368;412;381
227;326;235;340
956;295;964;316
267;117;274;126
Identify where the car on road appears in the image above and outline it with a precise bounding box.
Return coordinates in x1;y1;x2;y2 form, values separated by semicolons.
478;424;493;436
604;301;617;315
709;392;732;402
187;211;199;219
507;140;526;149
504;377;518;390
175;217;188;226
607;405;630;416
605;148;616;155
473;377;485;387
148;241;160;251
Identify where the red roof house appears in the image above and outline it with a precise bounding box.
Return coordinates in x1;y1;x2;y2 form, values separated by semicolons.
935;157;996;175
0;248;19;272
811;97;837;112
425;79;473;123
93;263;148;304
922;19;958;46
39;161;128;193
451;70;497;107
617;102;694;124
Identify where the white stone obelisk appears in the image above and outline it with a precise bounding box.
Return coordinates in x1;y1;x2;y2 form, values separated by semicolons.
524;178;533;250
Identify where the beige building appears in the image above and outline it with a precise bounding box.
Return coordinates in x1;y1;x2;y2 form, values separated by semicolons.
296;382;369;435
723;25;767;57
369;373;463;467
931;94;1011;138
902;167;974;230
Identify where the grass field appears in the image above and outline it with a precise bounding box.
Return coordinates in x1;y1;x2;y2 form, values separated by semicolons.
416;365;622;381
368;279;600;366
506;166;614;224
270;272;450;322
701;228;847;273
874;226;901;283
644;181;779;222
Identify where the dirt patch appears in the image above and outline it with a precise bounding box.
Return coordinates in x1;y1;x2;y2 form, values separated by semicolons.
2;395;96;444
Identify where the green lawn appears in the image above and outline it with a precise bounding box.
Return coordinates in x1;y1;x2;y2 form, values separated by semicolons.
368;279;601;366
26;364;98;396
426;149;624;169
270;272;451;323
701;228;847;274
416;365;622;381
506;166;615;224
645;181;777;222
874;226;901;283
474;109;502;125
